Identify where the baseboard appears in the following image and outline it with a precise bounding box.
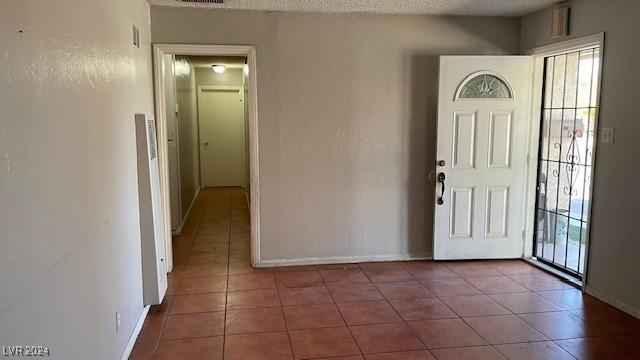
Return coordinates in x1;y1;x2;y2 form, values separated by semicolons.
172;187;201;236
256;254;433;268
585;285;640;320
120;305;150;360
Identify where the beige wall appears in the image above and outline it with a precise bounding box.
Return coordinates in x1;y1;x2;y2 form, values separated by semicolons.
151;7;520;263
175;56;201;221
0;0;154;358
522;0;640;316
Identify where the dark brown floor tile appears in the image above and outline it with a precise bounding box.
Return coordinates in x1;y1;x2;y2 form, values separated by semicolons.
227;288;280;310
170;293;226;314
519;310;603;339
364;268;414;283
490;292;563;314
175;275;227;295
420;278;482;297
289;327;361;359
388;297;458;321
350;323;425;354
446;262;502;278
155;336;223;360
275;270;324;288
171;264;227;278
130;341;157;360
186;252;228;265
224;331;293;360
439;295;510;317
225;307;286;334
375;281;433;300
465;276;528;294
328;283;384;303
279;285;335;306
570;306;640;335
337;300;403;325
464;315;547;344
407;318;486;349
365;350;435;359
555;335;640;360
507;274;573;292
162;312;225;340
401;262;460;281
495;341;574;360
320;269;371;285
536;288;611;311
166;278;179;296
430;346;505;360
283;303;345;329
227;273;275;291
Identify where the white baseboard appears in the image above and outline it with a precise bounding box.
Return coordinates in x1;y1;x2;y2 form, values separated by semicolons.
585;285;640;320
120;305;150;360
256;254;432;268
172;187;200;236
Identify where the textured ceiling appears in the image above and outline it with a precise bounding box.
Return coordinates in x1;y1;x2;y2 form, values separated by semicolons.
148;0;558;16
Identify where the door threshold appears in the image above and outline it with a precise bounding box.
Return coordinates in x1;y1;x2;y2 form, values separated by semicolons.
523;258;583;289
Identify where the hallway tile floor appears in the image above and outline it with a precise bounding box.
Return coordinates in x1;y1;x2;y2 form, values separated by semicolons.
131;188;640;359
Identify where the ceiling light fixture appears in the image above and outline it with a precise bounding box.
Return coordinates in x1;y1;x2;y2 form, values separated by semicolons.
212;65;226;74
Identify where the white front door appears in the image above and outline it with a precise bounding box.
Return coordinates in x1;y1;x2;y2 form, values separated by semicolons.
434;56;533;260
198;86;246;187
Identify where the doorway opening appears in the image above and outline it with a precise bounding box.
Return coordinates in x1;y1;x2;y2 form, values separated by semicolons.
153;45;260;272
532;44;602;280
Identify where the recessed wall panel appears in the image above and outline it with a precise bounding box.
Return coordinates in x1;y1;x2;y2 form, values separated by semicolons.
450;187;474;238
452;111;477;169
488;111;512;168
485;186;509;238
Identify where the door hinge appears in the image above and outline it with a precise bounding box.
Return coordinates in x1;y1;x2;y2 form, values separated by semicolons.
522;230;526;241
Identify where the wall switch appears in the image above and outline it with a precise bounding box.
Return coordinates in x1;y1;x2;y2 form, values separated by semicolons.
116;312;121;333
600;127;615;144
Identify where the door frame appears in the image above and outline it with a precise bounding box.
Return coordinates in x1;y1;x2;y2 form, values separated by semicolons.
523;33;605;289
196;85;247;188
153;44;261;271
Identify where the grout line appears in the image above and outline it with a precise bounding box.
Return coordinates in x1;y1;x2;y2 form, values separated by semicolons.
323;273;365;357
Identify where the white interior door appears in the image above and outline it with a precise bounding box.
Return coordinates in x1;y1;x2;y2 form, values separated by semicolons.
434;56;533;260
198;86;246;187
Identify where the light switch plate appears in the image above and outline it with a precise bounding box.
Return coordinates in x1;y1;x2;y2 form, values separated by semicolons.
600;127;615;144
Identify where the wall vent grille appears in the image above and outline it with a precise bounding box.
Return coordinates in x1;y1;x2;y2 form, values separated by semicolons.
147;119;157;161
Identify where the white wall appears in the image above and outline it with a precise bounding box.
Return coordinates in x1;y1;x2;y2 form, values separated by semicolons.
151;8;521;264
522;0;640;317
0;0;154;359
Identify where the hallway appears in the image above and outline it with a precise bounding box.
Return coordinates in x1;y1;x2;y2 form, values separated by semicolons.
130;188;640;360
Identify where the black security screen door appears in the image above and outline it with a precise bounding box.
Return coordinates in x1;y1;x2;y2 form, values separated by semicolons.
533;48;600;278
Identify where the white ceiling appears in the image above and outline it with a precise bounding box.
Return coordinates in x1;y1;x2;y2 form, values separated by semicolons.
149;0;558;17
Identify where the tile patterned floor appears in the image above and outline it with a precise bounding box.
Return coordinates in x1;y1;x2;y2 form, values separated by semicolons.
131;187;640;360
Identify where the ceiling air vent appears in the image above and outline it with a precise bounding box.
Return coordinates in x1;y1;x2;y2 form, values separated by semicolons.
181;0;224;3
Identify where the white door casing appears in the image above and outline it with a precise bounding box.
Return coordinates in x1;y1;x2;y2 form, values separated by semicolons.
198;86;246;187
434;56;533;260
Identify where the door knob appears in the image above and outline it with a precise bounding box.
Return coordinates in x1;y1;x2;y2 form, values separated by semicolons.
437;172;446;205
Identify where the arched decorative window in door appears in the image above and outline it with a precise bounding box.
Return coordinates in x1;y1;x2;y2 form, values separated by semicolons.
455;72;513;100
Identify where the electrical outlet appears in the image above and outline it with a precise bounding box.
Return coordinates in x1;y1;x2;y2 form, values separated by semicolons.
600;127;615;144
116;312;121;333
